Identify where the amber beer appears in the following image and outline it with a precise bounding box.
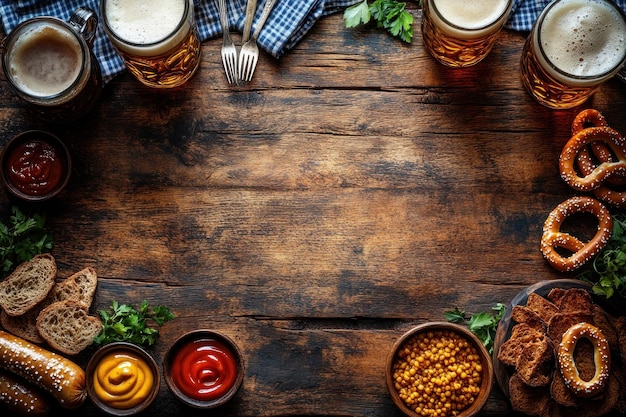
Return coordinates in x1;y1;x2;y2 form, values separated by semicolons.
1;8;102;123
421;0;513;67
520;0;626;109
101;0;201;88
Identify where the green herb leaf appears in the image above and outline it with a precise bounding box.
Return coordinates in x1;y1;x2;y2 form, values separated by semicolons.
578;212;626;298
444;303;505;354
0;206;53;277
344;0;414;43
94;300;174;347
344;0;371;27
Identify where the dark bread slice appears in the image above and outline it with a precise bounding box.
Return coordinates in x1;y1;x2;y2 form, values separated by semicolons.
616;316;626;363
509;372;549;416
547;287;568;305
526;293;559;325
497;323;545;367
0;254;56;316
512;305;547;330
0;279;81;344
516;336;554;387
555;288;593;313
547;312;593;345
590;304;618;352
550;370;578;407
36;300;103;355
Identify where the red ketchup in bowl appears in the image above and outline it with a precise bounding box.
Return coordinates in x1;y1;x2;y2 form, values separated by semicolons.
7;139;65;196
170;337;239;402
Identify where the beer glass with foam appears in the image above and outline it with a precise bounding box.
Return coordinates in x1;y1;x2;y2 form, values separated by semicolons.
1;8;103;123
520;0;626;109
421;0;513;67
101;0;201;88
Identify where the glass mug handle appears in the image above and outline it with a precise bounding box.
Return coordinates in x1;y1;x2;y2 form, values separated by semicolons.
69;7;98;47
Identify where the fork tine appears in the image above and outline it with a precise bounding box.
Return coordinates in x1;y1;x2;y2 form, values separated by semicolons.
237;0;276;82
244;56;258;81
217;0;237;84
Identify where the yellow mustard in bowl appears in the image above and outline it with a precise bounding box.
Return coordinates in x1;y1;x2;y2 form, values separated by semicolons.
93;351;155;410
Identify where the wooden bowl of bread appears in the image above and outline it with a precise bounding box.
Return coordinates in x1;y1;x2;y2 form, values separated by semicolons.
386;322;493;417
493;280;626;416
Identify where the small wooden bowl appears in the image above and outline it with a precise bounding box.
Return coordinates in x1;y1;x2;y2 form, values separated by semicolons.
0;130;71;202
163;329;244;409
386;322;493;417
86;342;161;416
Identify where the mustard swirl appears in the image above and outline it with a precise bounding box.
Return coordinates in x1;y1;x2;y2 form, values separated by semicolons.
93;351;154;409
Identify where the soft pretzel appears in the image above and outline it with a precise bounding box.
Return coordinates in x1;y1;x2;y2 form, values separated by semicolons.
571;110;626;207
557;322;611;398
560;125;626;191
570;109;607;136
541;196;612;272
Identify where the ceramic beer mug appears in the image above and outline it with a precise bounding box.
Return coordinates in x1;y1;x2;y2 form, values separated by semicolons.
421;0;513;67
520;0;626;109
100;0;201;88
1;8;103;123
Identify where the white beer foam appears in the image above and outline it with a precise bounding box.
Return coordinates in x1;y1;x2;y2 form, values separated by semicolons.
9;24;82;97
539;0;626;79
430;0;511;37
104;0;189;56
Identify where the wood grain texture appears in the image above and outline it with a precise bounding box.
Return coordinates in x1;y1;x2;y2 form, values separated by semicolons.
1;8;625;417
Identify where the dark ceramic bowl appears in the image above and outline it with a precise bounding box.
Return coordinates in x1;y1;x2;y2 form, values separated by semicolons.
1;130;71;201
163;329;244;409
86;342;161;416
386;322;493;417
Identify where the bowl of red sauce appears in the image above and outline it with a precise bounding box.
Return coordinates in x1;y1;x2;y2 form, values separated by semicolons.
1;130;71;202
86;342;161;416
163;329;244;409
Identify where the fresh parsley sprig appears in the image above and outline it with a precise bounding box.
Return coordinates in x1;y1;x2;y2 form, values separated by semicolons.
344;0;415;43
94;300;174;347
578;212;626;299
0;206;53;277
444;303;505;354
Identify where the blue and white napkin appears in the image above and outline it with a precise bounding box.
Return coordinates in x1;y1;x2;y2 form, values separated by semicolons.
1;0;625;83
0;0;359;83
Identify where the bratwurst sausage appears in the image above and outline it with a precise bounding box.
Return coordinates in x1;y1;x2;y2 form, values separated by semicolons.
0;369;50;416
0;331;86;409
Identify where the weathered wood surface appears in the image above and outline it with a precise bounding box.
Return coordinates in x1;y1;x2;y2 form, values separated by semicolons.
1;8;626;417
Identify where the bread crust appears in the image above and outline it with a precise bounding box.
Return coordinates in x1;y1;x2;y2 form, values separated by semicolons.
0;254;56;317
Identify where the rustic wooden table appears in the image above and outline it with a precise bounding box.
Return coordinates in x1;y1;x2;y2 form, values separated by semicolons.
1;8;626;417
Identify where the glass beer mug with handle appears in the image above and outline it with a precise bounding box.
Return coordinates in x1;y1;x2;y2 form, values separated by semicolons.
520;0;626;109
1;7;103;123
421;0;513;67
100;0;202;88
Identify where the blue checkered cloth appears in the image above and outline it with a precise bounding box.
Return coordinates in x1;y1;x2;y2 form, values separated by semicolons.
506;0;626;30
0;0;359;83
3;0;625;83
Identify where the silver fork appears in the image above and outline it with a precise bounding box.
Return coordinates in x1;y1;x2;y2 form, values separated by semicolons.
237;0;277;82
217;0;238;84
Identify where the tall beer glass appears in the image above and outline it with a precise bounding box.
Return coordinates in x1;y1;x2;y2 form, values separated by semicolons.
1;8;102;123
421;0;513;67
520;0;626;109
100;0;201;88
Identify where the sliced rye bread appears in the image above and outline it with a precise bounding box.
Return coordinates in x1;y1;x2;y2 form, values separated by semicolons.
526;293;559;325
36;300;103;355
62;267;97;307
0;254;56;316
0;279;81;344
